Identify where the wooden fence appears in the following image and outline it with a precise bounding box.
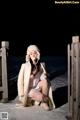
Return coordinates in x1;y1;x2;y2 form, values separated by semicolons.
68;36;80;120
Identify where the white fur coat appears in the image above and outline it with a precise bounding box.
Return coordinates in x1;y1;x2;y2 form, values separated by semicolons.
17;61;55;109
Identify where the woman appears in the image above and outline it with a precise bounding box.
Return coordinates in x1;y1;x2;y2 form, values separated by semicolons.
17;45;55;110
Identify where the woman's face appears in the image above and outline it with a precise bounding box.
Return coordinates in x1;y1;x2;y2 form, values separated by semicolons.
29;50;38;62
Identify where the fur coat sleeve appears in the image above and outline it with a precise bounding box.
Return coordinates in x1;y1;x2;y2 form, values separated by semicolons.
17;64;24;98
17;62;31;104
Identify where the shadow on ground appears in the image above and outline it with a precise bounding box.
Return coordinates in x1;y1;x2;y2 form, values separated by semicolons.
52;86;68;108
8;80;18;101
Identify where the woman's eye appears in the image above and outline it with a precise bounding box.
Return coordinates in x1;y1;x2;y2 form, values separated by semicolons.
30;51;37;56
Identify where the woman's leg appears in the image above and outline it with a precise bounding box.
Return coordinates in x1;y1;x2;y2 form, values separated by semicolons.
28;79;49;101
28;88;43;102
28;80;49;110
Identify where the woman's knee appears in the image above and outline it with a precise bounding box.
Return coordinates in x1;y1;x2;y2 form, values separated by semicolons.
28;89;35;98
43;79;48;85
29;89;43;101
39;80;48;88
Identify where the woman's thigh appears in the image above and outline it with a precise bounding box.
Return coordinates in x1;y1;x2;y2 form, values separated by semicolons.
28;88;43;101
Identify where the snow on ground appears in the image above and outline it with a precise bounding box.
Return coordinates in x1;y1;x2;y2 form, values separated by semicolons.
51;72;67;91
0;56;68;120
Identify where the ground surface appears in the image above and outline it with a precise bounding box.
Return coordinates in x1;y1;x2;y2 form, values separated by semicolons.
0;56;68;120
0;100;68;120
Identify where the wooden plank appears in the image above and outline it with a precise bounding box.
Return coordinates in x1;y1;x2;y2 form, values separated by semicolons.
73;38;80;120
0;49;2;56
71;43;74;120
75;42;80;120
72;37;80;120
0;87;3;91
68;44;72;118
0;56;2;87
73;42;77;120
78;43;80;120
1;47;8;100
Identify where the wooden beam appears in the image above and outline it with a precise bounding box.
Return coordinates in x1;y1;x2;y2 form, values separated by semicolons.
0;87;3;91
68;44;72;118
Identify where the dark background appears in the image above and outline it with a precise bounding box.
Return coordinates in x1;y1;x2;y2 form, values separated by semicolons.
0;1;78;105
0;1;80;56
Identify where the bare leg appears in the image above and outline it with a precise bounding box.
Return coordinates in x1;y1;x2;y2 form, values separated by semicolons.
28;80;49;110
28;80;49;101
38;80;49;110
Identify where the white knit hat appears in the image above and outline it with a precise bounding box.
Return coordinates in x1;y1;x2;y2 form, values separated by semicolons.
26;45;40;61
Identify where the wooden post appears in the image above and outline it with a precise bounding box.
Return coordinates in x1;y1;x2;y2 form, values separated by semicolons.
0;41;9;102
67;36;80;120
71;42;74;120
67;44;72;119
75;42;79;120
72;36;79;120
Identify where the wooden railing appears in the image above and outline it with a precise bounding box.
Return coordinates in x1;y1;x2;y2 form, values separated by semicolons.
68;36;80;120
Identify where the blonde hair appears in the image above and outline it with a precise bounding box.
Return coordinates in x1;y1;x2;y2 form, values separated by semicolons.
26;45;40;62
